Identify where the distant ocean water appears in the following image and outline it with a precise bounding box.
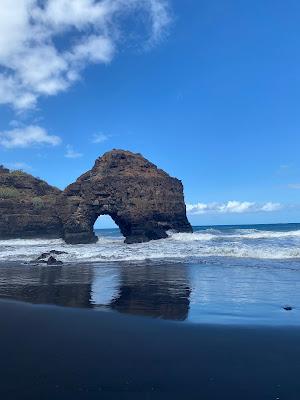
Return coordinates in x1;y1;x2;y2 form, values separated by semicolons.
1;223;300;263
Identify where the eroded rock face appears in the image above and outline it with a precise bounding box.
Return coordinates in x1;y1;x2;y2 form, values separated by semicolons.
0;150;192;244
60;150;192;244
0;166;62;239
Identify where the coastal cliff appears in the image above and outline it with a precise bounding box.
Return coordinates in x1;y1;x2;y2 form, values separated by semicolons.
0;150;192;244
0;166;62;239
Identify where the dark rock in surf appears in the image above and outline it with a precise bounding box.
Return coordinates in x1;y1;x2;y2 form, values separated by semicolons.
36;253;52;261
36;250;68;261
283;305;293;311
49;250;68;255
46;256;63;266
31;254;64;265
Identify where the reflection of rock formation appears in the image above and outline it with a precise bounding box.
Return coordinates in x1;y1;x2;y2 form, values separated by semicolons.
1;265;93;308
0;263;191;320
110;264;191;321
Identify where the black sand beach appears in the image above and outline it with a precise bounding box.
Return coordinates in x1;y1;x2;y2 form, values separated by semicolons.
0;299;300;400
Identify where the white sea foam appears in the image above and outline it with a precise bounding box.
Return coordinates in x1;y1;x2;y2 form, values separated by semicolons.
169;229;300;241
168;231;216;241
1;227;300;263
230;229;300;240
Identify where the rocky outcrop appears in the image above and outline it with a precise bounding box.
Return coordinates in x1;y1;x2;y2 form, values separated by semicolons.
0;166;62;239
60;150;192;244
0;150;192;244
29;250;68;265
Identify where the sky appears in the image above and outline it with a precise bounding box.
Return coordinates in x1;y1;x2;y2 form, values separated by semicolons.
1;0;300;228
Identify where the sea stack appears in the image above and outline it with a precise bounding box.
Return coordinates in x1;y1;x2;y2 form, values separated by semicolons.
60;150;192;244
0;150;192;244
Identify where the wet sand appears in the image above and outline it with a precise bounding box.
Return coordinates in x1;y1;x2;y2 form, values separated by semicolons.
0;300;300;399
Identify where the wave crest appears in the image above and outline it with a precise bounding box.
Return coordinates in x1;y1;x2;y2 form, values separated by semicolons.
1;227;300;262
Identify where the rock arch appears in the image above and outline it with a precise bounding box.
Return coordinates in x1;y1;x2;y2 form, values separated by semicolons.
59;150;192;244
0;150;192;244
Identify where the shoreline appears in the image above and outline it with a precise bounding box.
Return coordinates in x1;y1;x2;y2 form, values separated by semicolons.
0;259;299;327
1;299;300;399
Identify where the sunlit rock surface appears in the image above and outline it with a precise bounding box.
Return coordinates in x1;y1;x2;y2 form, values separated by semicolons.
0;166;62;239
0;150;192;244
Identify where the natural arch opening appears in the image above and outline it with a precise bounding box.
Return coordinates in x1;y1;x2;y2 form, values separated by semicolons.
93;214;122;240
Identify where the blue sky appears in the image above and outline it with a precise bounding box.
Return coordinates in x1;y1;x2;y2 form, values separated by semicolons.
1;0;300;227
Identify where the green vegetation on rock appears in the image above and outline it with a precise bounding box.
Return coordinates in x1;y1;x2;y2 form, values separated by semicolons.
0;187;21;199
31;197;45;209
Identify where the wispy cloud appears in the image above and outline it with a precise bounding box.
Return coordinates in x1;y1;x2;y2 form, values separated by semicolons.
260;202;282;212
287;183;300;189
92;133;110;144
187;201;282;215
65;145;83;159
0;0;171;111
0;125;61;149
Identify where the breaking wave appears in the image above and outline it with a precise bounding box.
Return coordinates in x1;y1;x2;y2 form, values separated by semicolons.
1;224;300;263
169;229;300;241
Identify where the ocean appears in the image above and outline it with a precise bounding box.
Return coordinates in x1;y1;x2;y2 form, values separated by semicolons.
0;223;299;325
2;223;300;263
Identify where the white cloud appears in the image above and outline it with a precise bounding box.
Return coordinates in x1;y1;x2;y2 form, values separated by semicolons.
147;0;171;43
260;202;282;212
288;183;300;189
187;201;282;215
65;145;83;159
0;0;171;111
92;133;110;143
0;125;61;148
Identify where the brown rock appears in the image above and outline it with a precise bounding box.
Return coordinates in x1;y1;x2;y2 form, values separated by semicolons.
0;169;63;239
0;150;192;244
60;150;192;244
